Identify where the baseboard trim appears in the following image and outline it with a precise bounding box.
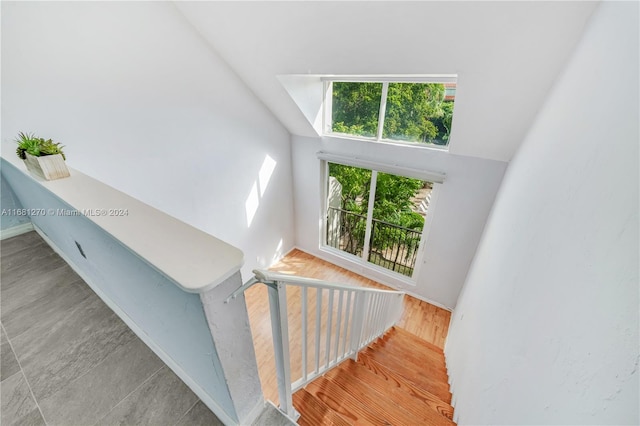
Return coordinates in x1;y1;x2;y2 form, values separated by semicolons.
404;289;453;312
32;225;238;426
0;222;34;240
279;245;299;260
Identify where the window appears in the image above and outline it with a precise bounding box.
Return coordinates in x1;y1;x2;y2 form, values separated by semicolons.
324;162;435;280
324;77;457;147
331;83;383;138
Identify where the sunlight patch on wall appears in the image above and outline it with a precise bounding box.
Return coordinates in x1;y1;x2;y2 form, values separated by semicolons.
245;154;278;227
270;238;284;265
245;182;259;227
258;155;276;197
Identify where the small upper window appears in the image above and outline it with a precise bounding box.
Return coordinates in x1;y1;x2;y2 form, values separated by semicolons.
324;78;456;147
331;82;383;138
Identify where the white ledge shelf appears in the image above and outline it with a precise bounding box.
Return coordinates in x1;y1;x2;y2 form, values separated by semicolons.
1;152;244;293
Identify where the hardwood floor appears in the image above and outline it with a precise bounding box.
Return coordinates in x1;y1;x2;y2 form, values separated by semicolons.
245;248;452;410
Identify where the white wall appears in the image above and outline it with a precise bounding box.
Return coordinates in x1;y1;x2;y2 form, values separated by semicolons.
292;135;507;309
1;1;295;280
445;2;639;424
177;1;597;163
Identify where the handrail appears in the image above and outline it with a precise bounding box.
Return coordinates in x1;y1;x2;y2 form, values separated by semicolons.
224;277;260;303
253;269;404;294
233;269;405;419
329;206;422;234
327;206;368;220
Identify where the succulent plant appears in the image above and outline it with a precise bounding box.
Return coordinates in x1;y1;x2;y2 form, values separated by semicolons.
39;139;66;160
15;132;66;160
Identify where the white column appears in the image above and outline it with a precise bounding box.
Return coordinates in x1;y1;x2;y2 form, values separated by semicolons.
200;272;264;425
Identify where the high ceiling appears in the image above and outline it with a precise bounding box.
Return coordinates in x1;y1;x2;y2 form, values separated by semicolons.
176;1;598;162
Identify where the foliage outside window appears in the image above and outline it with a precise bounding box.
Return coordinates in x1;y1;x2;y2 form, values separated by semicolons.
326;162;432;278
331;83;382;138
328;80;456;147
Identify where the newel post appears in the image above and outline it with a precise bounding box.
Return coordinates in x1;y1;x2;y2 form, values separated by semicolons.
265;280;296;418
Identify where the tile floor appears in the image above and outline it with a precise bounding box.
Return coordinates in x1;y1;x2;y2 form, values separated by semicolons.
0;231;223;426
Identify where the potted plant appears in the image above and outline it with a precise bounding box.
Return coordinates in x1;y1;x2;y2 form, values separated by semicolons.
15;132;70;180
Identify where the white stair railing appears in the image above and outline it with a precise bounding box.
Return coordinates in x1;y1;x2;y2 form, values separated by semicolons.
228;269;404;419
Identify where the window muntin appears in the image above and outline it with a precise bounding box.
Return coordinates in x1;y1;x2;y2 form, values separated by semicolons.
325;79;456;147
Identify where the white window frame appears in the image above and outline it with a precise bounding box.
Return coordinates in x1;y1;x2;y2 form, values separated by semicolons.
318;153;443;285
322;75;457;149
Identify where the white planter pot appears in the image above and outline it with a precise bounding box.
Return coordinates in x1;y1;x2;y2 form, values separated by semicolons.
23;153;70;180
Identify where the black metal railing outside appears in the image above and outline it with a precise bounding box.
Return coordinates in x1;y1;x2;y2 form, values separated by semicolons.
326;207;367;256
326;207;422;277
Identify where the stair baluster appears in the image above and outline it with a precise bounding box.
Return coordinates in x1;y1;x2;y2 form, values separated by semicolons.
230;269;404;420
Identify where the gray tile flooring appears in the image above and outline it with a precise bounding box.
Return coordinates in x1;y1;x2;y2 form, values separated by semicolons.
1;231;223;426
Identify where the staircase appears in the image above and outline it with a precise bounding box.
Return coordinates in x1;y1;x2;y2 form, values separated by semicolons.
232;269;452;425
293;327;455;425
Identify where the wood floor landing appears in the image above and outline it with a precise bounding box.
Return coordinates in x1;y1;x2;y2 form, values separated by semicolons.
294;327;455;425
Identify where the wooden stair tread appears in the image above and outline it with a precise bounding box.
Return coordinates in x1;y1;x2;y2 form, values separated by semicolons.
385;327;445;355
319;371;435;426
369;337;447;371
292;326;455;424
304;376;387;425
293;388;353;426
367;340;449;379
327;359;455;424
359;349;451;400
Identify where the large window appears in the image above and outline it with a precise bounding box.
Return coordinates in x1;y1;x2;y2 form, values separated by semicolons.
324;78;456;147
324;162;435;279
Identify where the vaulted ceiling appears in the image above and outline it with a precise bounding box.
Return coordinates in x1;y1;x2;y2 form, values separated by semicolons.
176;1;598;162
